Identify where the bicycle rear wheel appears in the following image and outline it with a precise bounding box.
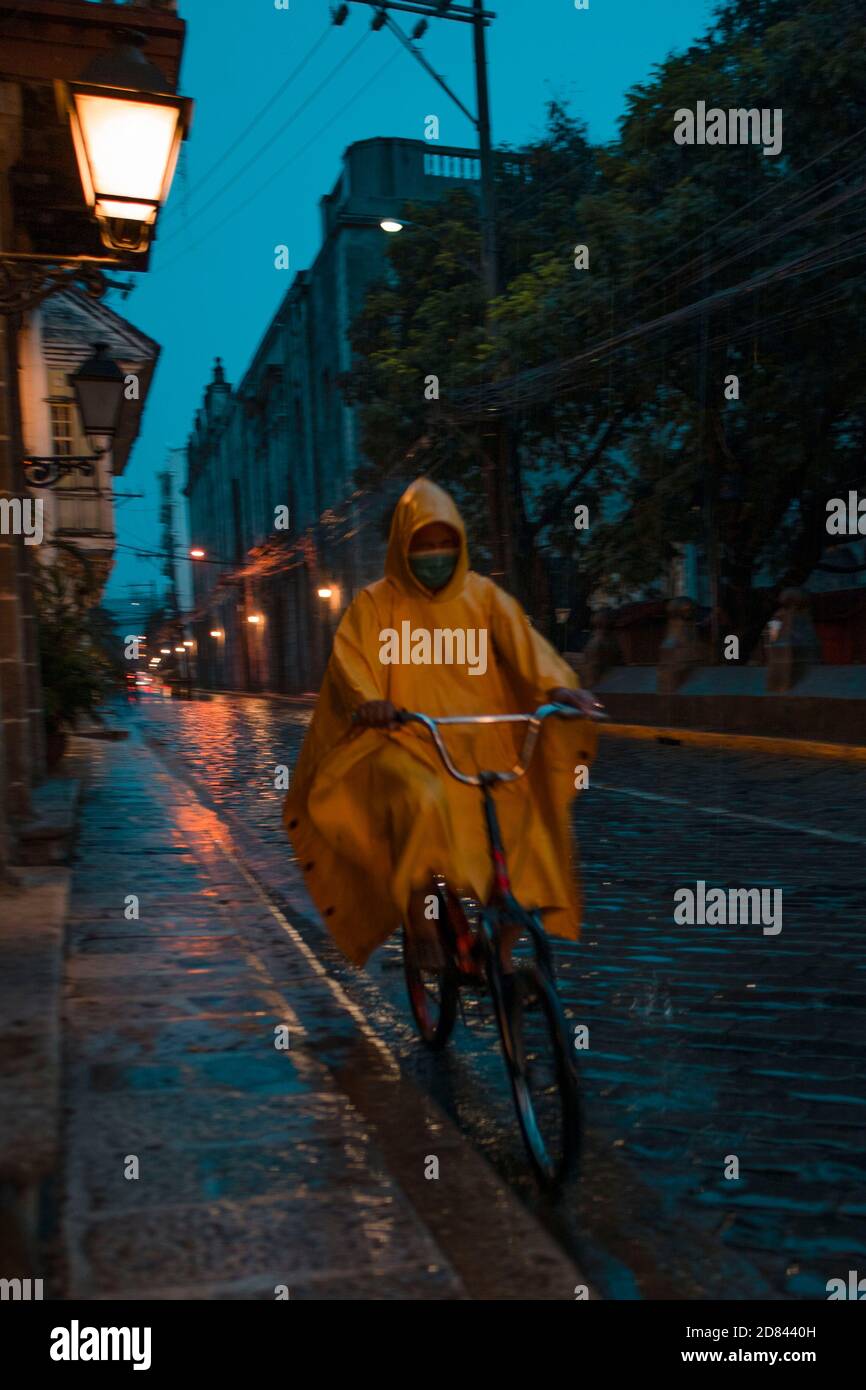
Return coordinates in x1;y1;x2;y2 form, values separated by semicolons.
403;925;458;1050
498;960;581;1188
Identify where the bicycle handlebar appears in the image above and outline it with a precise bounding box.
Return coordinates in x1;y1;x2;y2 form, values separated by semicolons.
394;702;607;787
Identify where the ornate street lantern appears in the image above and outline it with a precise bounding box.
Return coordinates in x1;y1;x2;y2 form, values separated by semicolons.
69;343;126;440
58;30;193;254
24;342;125;486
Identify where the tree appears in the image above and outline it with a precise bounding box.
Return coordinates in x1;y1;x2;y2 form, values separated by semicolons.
344;104;606;625
346;0;866;656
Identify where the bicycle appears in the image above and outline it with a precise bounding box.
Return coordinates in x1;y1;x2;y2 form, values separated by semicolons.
395;702;605;1189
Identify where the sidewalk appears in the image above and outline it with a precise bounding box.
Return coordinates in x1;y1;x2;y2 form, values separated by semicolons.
56;730;586;1300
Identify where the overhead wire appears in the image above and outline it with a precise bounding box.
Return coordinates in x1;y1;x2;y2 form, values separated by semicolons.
156;28;372;251
153;42;404;276
164;21;335;215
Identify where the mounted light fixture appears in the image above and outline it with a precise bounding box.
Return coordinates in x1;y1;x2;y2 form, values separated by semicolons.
189;547;206;559
58;29;193;254
69;342;126;439
24;342;125;486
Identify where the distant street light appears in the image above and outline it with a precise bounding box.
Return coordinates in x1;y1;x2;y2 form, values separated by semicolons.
317;587;333;599
183;640;194;648
247;614;262;625
380;218;404;233
189;547;206;559
174;646;185;654
209;629;223;638
160;647;171;655
59;31;193;254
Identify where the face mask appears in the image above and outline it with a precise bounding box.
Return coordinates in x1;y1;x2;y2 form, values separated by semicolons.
409;548;459;591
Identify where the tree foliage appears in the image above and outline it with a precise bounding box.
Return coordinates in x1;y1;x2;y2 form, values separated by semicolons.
33;551;121;732
347;0;866;654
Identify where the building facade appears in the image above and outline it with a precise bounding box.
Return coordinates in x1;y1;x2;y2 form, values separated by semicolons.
0;0;185;869
185;137;481;693
19;289;159;602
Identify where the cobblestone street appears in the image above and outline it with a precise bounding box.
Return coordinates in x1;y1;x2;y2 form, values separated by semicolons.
58;691;866;1301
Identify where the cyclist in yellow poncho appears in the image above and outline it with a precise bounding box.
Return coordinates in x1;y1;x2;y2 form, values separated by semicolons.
283;477;600;968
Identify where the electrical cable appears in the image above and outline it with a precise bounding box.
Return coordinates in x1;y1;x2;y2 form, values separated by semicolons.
154;42;404;276
166;21;334;213
157;28;372;250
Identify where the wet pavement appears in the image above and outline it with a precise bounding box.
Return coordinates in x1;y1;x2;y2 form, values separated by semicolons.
62;690;866;1300
56;721;583;1300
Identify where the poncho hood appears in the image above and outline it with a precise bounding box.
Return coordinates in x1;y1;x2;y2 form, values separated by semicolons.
385;477;468;603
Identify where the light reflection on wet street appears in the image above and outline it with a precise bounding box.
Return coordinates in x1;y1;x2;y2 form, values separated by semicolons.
88;689;866;1299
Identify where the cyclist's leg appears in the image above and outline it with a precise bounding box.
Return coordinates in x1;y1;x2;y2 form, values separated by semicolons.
377;745;452;967
407;885;445;969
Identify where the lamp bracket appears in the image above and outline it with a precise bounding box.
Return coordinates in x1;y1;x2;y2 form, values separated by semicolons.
23;453;104;488
0;257;132;316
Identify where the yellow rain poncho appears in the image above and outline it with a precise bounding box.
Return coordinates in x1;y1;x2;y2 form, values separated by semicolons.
283;478;597;966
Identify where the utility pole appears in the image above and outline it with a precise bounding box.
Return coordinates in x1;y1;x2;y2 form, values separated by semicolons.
470;0;512;587
341;1;511;584
471;0;497;303
157;466;180;621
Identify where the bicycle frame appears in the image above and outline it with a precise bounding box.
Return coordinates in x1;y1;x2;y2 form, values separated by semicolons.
396;703;605;977
395;703;604;1184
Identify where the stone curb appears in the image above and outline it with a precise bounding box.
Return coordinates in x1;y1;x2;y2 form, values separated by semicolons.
600;721;866;763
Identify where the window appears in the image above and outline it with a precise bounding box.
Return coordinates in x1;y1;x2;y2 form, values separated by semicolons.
50;400;74;458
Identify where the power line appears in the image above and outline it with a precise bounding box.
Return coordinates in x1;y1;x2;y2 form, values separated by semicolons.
153;43;405;277
452;230;866;414
156;29;372;251
165;21;334;216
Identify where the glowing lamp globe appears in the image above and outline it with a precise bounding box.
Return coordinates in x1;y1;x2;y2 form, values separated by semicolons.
59;32;193;254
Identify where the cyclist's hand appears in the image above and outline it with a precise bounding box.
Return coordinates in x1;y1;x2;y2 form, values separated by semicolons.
354;700;399;728
548;686;606;717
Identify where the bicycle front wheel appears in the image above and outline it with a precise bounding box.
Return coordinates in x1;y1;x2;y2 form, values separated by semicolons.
499;960;581;1188
403;926;458;1050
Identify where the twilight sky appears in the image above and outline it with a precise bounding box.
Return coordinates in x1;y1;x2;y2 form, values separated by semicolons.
104;0;717;617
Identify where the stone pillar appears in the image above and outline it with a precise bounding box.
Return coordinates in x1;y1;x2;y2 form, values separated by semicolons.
0;83;30;846
766;588;821;694
658;595;702;695
8;319;44;784
578;607;622;687
0;319;32;826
